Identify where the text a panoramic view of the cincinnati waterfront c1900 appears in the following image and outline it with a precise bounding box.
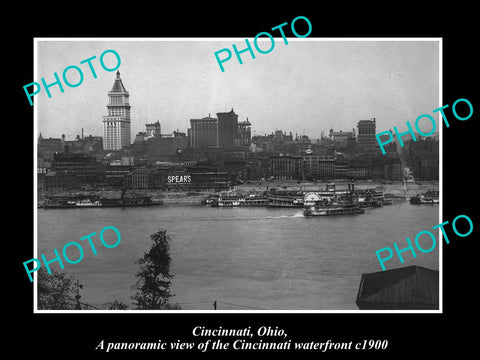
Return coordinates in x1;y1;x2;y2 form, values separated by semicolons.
33;38;441;312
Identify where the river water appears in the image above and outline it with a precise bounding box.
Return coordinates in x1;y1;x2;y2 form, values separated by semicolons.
36;200;439;310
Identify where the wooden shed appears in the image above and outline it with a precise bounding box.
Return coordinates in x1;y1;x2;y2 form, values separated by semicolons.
356;265;439;310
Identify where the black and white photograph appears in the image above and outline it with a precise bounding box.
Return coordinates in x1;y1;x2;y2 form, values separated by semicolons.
33;38;440;312
12;7;478;357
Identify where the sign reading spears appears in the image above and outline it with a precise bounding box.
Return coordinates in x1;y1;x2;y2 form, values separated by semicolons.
167;175;192;184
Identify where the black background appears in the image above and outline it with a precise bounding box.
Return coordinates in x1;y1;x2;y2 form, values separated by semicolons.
11;5;478;358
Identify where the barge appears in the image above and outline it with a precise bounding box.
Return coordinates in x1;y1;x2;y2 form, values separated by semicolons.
42;192;163;209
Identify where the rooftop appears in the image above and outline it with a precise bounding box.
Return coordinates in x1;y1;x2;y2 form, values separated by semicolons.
110;70;128;93
356;265;439;310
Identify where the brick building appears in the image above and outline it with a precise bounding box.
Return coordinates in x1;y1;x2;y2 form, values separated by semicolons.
269;156;304;181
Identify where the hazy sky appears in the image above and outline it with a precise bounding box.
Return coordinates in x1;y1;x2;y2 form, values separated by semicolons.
35;38;440;140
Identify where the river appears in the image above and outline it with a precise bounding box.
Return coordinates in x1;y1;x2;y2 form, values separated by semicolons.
36;200;439;310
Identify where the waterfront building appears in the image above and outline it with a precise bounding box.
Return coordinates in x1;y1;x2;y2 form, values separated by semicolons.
217;109;238;148
191;171;230;191
269;156;304;181
318;156;336;179
357;118;378;152
413;155;438;181
368;161;385;179
103;164;132;187
102;71;131;150
334;159;349;179
303;155;336;180
190;116;218;148
123;167;165;189
384;158;404;181
162;170;230;191
348;162;369;180
128;167;150;189
52;152;97;183
43;171;79;191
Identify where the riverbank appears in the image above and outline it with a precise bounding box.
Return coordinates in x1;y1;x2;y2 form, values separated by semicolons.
236;180;439;198
37;180;438;207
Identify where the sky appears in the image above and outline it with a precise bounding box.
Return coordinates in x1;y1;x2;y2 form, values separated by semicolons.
35;38;440;141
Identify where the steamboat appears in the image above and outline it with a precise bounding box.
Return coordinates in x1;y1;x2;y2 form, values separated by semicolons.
303;181;364;216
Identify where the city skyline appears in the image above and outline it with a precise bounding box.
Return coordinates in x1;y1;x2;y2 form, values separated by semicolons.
35;39;440;141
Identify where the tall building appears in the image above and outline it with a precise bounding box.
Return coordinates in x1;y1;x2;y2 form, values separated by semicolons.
103;71;131;150
329;128;356;149
357;118;378;152
405;137;439;180
145;121;161;138
190;116;218;148
217;108;238;148
236;119;252;147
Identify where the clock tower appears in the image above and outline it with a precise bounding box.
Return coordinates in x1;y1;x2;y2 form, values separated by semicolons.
103;70;131;150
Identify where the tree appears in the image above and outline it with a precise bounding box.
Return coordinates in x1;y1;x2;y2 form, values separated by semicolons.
132;229;180;310
105;300;129;310
37;268;77;310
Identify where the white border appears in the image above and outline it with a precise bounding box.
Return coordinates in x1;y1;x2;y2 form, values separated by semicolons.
33;37;443;314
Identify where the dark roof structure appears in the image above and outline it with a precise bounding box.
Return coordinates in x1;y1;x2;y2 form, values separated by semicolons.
110;70;128;93
356;265;439;310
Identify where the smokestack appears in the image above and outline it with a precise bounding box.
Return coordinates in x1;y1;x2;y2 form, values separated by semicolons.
81;128;84;140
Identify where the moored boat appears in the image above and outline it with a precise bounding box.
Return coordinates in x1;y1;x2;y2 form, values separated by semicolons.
43;194;163;209
303;202;364;216
382;198;394;205
303;181;364;216
410;190;439;205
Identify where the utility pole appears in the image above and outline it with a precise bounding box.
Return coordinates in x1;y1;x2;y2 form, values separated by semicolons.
74;279;83;310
